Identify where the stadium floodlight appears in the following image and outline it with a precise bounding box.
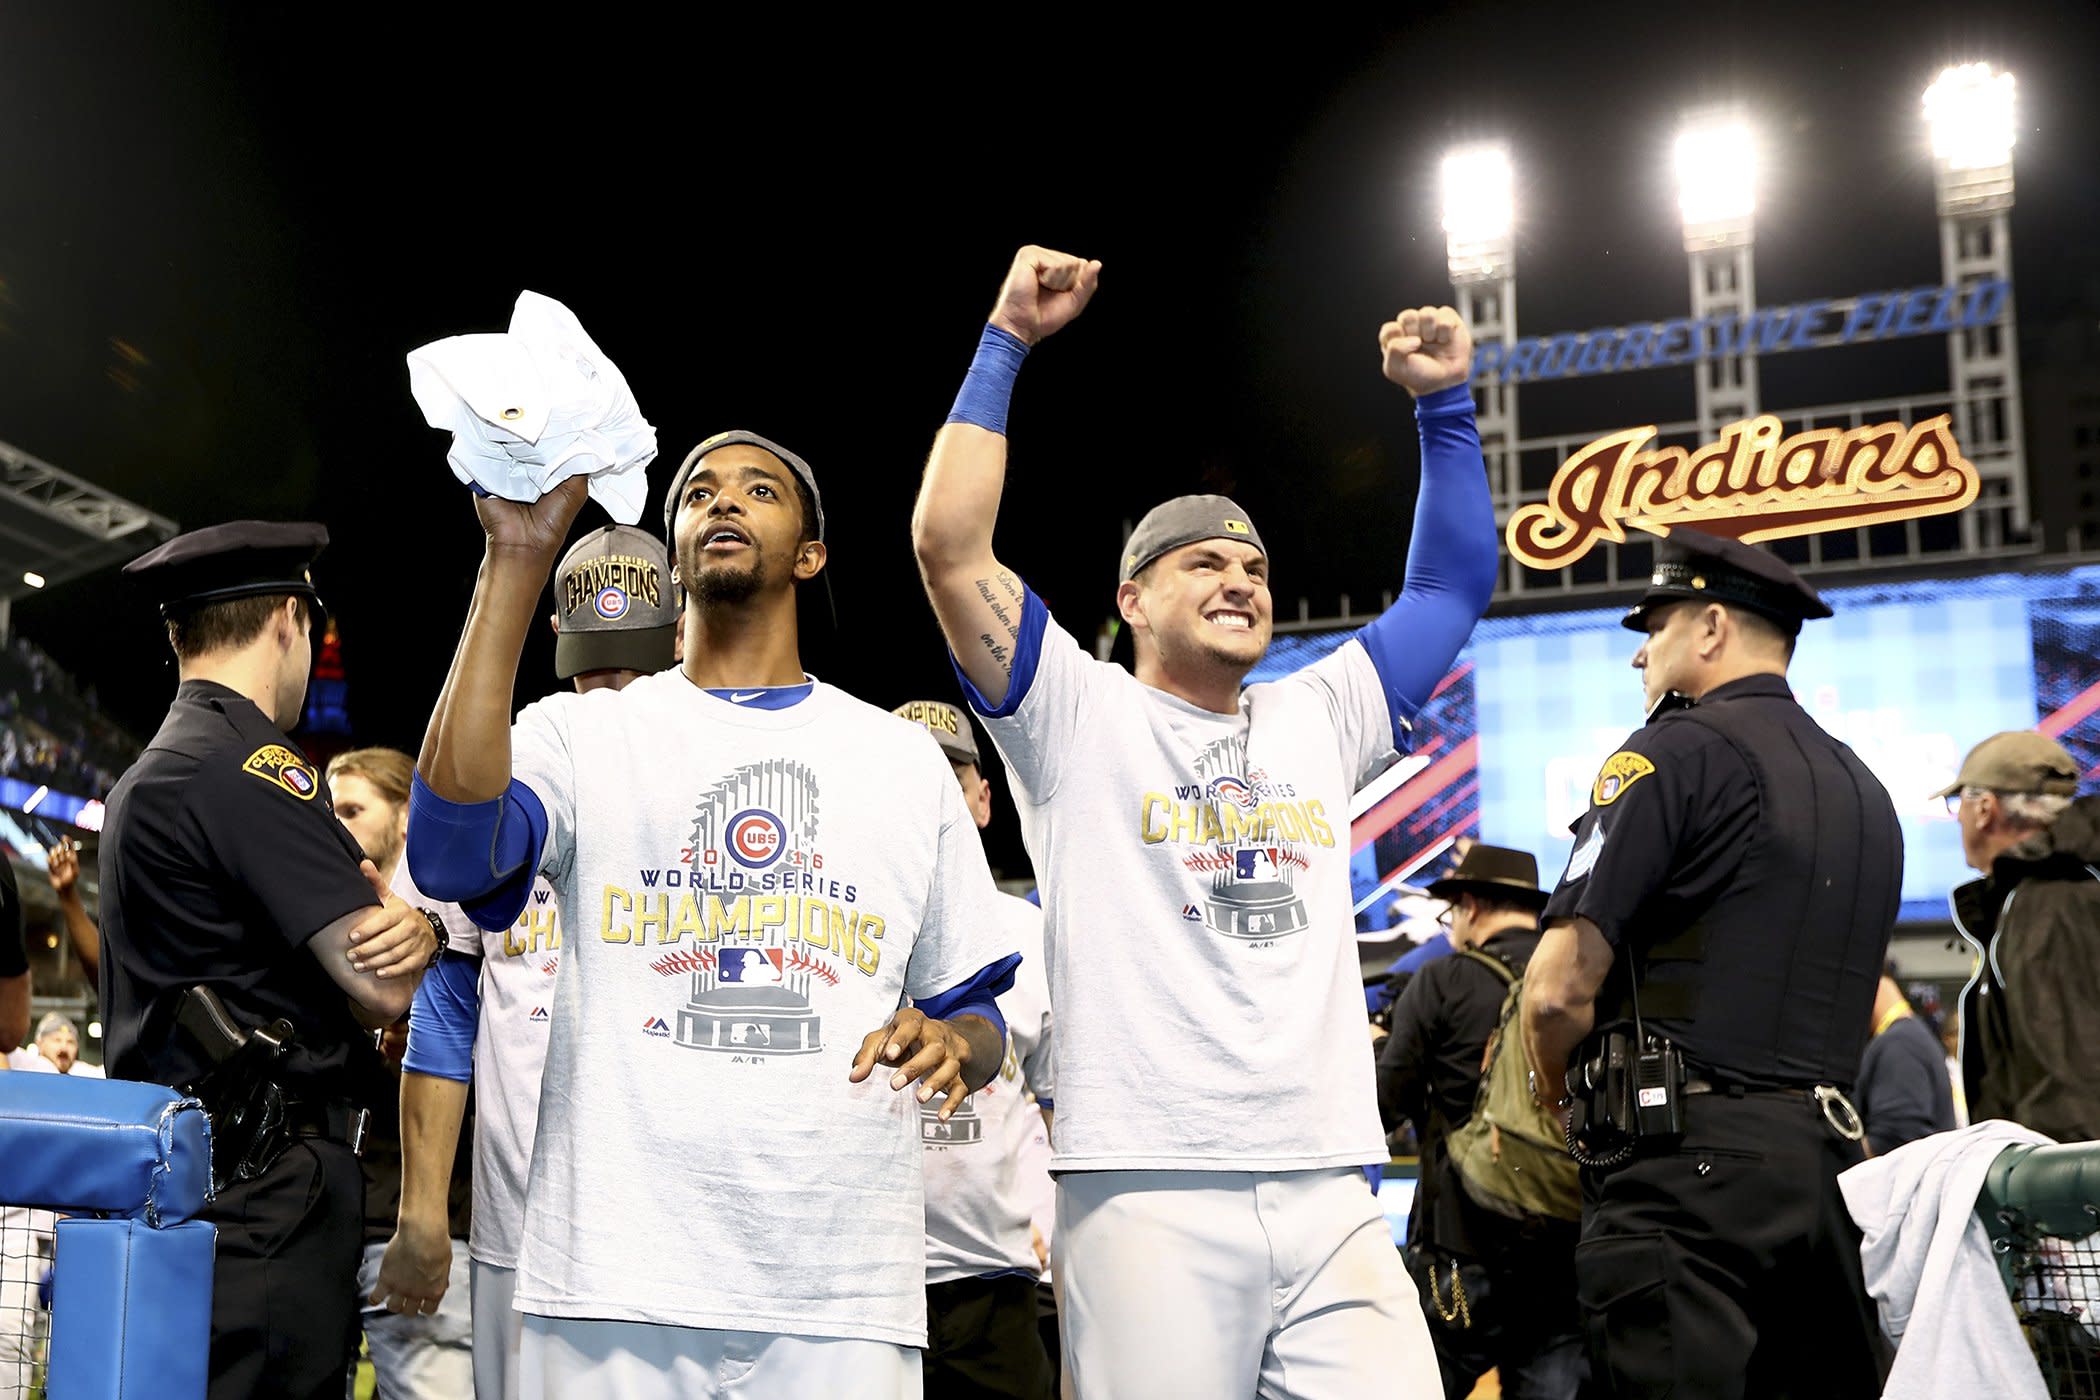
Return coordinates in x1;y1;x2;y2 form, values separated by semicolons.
1675;114;1756;243
1925;63;2016;172
1441;143;1514;283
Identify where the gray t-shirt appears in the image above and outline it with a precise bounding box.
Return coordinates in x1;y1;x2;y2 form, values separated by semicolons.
507;672;1013;1347
972;598;1395;1171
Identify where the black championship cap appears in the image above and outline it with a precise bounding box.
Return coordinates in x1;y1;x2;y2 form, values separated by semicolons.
661;430;825;544
553;525;679;680
1121;495;1266;583
1621;528;1832;636
122;520;329;619
1426;843;1549;911
892;698;980;766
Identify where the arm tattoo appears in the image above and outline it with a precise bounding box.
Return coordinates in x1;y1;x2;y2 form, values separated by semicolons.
974;576;1021;643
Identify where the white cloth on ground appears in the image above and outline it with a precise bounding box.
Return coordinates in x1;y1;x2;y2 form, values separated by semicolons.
1837;1119;2053;1400
406;290;655;524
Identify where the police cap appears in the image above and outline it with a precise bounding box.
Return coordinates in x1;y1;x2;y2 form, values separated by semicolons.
123;521;329;619
1621;528;1831;636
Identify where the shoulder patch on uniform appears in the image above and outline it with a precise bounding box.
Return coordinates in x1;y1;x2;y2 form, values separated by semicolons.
241;744;320;801
1591;751;1656;807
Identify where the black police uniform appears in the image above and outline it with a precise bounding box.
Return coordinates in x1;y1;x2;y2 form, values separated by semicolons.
1543;531;1901;1400
99;522;390;1400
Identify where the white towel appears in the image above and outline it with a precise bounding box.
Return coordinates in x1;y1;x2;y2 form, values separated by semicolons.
407;291;655;524
1838;1119;2054;1400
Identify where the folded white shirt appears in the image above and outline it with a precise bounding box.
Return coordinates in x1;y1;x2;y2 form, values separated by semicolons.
406;291;656;524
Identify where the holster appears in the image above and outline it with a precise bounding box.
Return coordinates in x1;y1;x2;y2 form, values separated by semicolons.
173;986;299;1191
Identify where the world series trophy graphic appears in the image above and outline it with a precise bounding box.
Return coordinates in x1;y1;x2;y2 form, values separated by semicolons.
675;759;826;1055
1194;736;1310;940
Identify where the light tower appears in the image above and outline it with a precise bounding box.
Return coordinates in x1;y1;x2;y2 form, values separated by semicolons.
1440;143;1518;581
1675;110;1760;441
1925;62;2026;546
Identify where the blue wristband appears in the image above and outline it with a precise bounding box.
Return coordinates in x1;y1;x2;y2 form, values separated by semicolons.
945;324;1031;435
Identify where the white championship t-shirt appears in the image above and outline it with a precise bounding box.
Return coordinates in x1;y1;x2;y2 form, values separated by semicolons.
970;597;1396;1172
922;891;1053;1284
395;860;560;1271
506;672;1013;1347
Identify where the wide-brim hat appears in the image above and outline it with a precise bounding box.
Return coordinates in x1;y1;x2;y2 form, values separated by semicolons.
1426;842;1548;910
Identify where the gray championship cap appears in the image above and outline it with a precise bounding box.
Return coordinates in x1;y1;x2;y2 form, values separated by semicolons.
1120;495;1266;583
661;430;825;543
892;699;980;766
552;525;679;679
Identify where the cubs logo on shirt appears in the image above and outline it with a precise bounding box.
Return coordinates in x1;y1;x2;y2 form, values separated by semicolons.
726;809;788;869
241;744;319;801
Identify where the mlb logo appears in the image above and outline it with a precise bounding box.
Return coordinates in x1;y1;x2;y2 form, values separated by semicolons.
718;948;786;985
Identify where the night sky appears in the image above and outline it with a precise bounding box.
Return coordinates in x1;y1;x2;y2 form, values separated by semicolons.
4;3;2098;878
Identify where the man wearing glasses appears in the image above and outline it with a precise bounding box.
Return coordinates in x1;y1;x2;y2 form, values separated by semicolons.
1941;731;2100;1144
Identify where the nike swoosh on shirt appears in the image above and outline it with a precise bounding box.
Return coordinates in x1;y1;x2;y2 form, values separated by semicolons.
730;691;765;702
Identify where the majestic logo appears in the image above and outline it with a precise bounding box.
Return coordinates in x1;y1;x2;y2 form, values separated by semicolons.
726;809;788;868
1181;904;1202;921
1592;752;1656;807
1506;414;1980;571
241;745;319;801
594;585;629;620
641;1015;671;1037
529;1006;550;1022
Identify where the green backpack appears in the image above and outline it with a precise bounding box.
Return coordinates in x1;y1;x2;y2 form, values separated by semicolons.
1443;949;1582;1224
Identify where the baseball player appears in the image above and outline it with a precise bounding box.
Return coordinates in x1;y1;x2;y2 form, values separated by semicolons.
910;247;1497;1396
368;525;678;1398
894;699;1057;1399
407;433;1022;1400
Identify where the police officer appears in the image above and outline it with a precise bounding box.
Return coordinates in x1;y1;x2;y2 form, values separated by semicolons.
1519;529;1899;1400
100;521;438;1400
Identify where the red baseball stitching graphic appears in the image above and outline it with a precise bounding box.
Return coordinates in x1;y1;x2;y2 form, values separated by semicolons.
649;949;717;977
783;948;840;986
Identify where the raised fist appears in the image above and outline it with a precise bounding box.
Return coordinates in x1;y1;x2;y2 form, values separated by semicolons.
472;475;589;561
988;246;1102;347
1378;306;1473;398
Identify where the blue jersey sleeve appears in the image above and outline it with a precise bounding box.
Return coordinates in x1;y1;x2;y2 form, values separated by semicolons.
406;773;549;933
916;953;1022;1048
401;951;482;1083
1353;384;1499;736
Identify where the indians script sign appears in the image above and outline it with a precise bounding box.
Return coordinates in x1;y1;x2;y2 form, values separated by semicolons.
1506;414;1980;571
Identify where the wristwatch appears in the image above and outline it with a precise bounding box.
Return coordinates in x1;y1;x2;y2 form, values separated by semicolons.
417;908;450;971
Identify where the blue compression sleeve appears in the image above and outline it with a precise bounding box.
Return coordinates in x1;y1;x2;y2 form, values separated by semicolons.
406;773;548;932
945;325;1031;435
916;953;1022;1048
1354;384;1499;741
401;952;481;1083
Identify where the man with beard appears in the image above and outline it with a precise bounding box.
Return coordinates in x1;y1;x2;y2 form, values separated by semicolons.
406;437;1021;1399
